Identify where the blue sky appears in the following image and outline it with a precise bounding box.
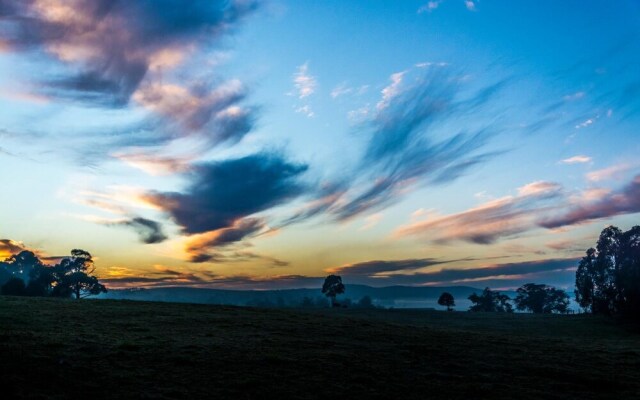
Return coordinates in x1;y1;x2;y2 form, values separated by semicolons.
0;0;639;290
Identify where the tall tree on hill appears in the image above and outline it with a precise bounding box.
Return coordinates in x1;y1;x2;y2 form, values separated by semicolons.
468;288;513;313
576;225;640;319
322;275;345;307
438;292;455;311
514;283;569;314
52;249;107;299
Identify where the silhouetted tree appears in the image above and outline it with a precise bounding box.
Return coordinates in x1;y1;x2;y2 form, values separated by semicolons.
575;225;640;318
26;264;56;297
322;275;345;307
1;277;26;296
468;288;513;312
3;251;44;282
438;292;455;311
357;295;375;309
52;250;107;299
514;283;569;314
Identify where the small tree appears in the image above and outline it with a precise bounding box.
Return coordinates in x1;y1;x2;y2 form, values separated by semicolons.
468;287;513;313
514;283;569;314
321;275;345;307
52;249;107;299
357;295;375;309
437;292;455;311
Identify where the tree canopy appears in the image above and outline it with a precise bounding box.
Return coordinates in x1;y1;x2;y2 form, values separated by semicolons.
437;292;455;311
468;288;513;313
514;283;569;314
0;249;106;299
321;275;345;306
575;225;640;319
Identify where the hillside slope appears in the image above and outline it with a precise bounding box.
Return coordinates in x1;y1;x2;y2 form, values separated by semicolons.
1;296;638;399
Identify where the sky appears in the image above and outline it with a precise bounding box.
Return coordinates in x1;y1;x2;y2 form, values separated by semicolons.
1;0;639;291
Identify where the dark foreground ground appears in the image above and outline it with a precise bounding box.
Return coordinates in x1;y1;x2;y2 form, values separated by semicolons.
1;297;639;399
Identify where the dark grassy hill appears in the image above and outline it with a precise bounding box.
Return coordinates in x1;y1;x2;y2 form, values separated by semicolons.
1;296;638;399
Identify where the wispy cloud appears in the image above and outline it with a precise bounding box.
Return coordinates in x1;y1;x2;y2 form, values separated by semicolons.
376;71;406;110
327;258;448;276
107;217;168;244
326;257;576;288
540;174;640;229
560;155;592;164
293;62;317;99
586;163;634;182
295;105;315;117
331;82;352;98
395;181;563;244
331;66;507;221
418;1;443;13
185;218;267;263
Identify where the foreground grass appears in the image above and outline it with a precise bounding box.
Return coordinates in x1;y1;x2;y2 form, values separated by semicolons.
1;296;639;399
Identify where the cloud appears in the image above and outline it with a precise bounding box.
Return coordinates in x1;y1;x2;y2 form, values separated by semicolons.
331;82;353;98
331;68;506;221
327;258;448;276
281;66;508;226
395;181;563;244
560;155;592;165
376;71;406;110
114;153;192;176
0;0;258;106
539;175;640;229
0;239;29;259
185;217;267;262
102;271;320;290
359;213;383;231
133;79;256;144
418;1;442;13
293;62;317;99
464;1;477;11
145;152;308;235
563;91;586;101
403;258;575;285
295;105;314;117
586;163;634;182
101;265;212;287
109;217;168;244
325;257;576;288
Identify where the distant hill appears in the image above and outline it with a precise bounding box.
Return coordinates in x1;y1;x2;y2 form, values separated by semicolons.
100;285;515;309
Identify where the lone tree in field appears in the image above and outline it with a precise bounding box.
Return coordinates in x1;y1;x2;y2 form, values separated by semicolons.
438;292;455;311
52;249;107;299
514;283;569;314
468;287;513;312
575;225;640;319
322;275;345;307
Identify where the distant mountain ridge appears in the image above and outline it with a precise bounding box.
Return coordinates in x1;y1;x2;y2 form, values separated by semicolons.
100;285;517;309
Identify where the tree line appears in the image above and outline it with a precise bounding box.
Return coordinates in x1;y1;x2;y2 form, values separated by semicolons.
0;249;107;299
322;224;640;319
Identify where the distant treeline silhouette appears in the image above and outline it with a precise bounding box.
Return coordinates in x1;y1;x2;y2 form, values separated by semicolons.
246;294;378;309
0;249;106;299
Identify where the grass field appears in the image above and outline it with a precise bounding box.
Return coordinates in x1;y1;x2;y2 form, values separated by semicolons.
1;296;639;399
